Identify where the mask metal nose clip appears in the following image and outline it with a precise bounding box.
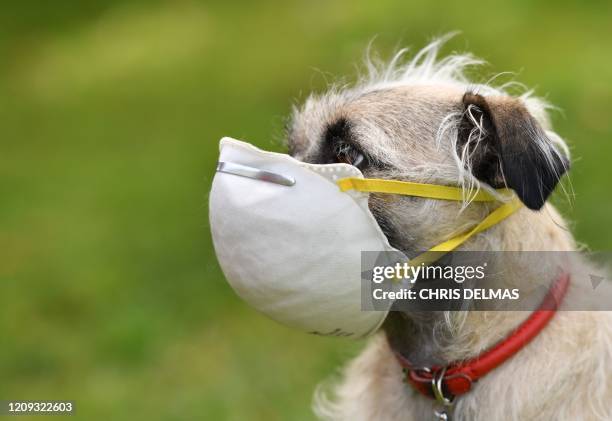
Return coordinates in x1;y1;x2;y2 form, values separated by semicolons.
217;161;296;186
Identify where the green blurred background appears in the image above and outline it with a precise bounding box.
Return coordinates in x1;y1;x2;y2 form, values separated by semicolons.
1;1;611;420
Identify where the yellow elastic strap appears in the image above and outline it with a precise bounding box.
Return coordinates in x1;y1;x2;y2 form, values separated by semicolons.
409;198;523;266
337;177;512;202
336;177;523;268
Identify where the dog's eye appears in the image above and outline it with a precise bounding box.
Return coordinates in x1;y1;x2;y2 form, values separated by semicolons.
334;142;369;170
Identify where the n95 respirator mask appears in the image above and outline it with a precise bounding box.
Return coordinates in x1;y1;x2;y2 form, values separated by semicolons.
209;138;521;339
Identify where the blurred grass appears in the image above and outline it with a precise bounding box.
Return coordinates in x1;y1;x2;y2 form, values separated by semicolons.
1;1;611;419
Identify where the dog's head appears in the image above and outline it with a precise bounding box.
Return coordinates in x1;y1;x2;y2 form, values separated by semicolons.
287;38;570;256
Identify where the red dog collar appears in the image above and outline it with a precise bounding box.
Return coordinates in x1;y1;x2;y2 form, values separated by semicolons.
391;273;570;402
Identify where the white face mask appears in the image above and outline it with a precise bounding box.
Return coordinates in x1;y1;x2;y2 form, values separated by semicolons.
209;138;521;338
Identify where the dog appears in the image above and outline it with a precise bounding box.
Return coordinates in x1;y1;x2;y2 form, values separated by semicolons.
285;36;612;420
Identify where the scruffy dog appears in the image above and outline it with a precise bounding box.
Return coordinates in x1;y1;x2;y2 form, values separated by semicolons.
286;37;612;420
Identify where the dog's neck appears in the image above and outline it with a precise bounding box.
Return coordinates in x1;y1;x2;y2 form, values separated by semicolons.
384;203;574;368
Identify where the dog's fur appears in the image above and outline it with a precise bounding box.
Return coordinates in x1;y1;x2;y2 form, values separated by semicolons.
286;36;612;420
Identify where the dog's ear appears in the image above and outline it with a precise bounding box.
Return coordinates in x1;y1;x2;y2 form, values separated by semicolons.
458;93;569;210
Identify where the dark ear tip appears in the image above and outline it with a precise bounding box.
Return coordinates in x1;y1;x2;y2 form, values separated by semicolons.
515;157;569;210
521;195;547;211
